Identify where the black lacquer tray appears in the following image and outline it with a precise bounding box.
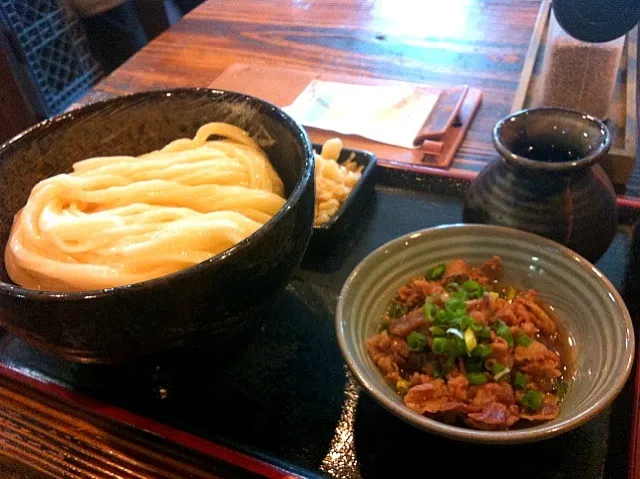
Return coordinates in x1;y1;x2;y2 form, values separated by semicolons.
0;162;638;479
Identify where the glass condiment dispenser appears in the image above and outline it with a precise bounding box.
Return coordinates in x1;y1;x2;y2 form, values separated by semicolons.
533;10;626;120
533;0;640;120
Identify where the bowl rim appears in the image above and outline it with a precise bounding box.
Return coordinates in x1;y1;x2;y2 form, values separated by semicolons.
493;107;611;172
0;88;315;299
336;223;635;444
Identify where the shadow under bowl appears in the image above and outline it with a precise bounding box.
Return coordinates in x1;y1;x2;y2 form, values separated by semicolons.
0;88;315;364
336;224;634;444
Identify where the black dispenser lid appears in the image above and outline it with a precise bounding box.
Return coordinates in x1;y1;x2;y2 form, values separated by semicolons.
553;0;640;42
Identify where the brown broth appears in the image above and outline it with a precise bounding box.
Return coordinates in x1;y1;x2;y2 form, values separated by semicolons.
488;280;576;390
538;301;577;384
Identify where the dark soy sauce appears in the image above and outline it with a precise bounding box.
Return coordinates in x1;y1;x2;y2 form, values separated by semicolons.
511;143;580;163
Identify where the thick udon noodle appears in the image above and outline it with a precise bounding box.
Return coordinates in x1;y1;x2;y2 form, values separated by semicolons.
5;122;285;291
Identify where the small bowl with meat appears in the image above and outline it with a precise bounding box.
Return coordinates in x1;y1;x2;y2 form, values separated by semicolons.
336;224;634;444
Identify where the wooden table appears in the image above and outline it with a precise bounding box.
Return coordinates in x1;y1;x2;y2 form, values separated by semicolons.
2;1;638;478
83;0;543;178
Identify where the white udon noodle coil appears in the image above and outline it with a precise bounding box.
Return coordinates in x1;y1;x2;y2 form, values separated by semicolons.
5;122;286;292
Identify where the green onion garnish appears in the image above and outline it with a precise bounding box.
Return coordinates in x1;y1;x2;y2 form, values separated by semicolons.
485;358;498;371
461;280;487;299
462;279;480;291
423;302;438;321
446;327;464;340
432;337;452;355
514;371;527;390
475;326;491;339
491;361;508;376
435;309;449;325
445;297;466;315
465;357;484;373
471;343;492;358
429;326;446;337
493;365;511;381
494;320;514;348
519;389;543;411
453;336;467;356
426;264;446;280
517;334;534;347
466;372;489;385
407;331;427;352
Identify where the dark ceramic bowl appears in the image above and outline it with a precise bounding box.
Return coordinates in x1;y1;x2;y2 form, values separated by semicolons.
0;89;315;364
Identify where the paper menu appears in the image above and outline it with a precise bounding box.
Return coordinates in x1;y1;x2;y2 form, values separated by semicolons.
283;80;440;149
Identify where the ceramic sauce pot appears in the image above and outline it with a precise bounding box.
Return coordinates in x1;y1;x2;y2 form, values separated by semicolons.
463;108;616;262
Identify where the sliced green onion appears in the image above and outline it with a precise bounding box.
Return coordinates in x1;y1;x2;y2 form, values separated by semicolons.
485;358;498;372
514;371;527;390
466;372;489;385
452;336;467;356
462;279;487;299
451;291;468;300
493;366;511;381
469;287;487;299
494;320;514;348
446;327;464;340
445;297;466;314
475;326;492;340
432;337;452;355
465;357;483;373
451;315;475;331
396;379;410;395
426;264;446;281
429;326;446;337
471;343;492;358
423;302;438;321
448;316;461;329
435;309;449;325
464;328;477;354
517;334;534;347
387;302;406;318
469;320;483;332
491;362;508;376
519;389;543;411
461;280;487;299
407;331;427;352
462;279;479;291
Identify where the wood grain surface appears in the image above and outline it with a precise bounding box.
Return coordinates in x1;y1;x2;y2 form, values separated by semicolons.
87;0;543;177
0;363;297;479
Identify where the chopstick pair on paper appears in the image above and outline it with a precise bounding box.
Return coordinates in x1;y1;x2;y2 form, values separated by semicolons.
414;85;470;157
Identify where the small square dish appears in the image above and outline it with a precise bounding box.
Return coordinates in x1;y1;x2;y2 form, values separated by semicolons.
309;144;377;249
